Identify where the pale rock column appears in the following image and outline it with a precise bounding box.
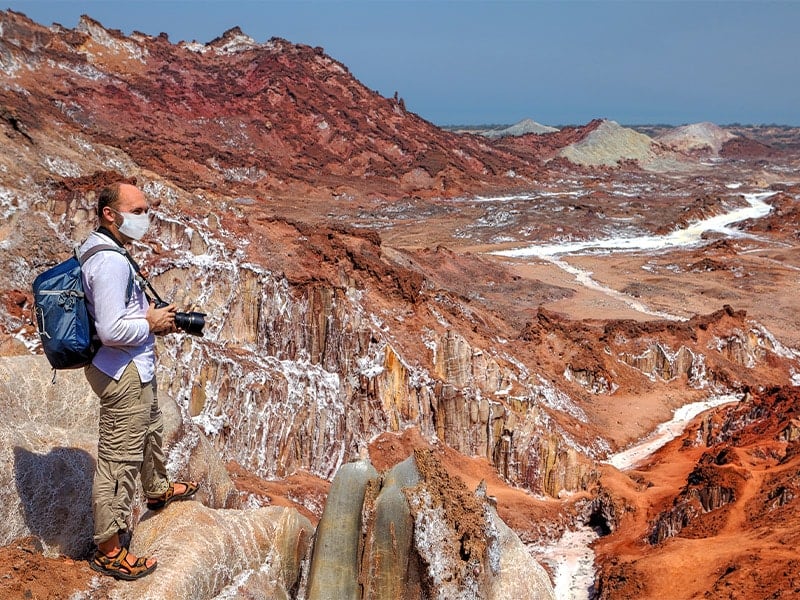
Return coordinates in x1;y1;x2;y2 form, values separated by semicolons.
306;459;380;599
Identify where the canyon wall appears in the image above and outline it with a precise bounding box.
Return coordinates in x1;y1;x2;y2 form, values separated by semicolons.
7;183;800;505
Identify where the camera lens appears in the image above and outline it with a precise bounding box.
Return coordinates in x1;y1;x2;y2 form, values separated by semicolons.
175;311;206;336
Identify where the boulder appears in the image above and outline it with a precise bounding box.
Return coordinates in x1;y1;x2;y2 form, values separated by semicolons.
111;502;313;600
0;355;237;558
485;509;557;599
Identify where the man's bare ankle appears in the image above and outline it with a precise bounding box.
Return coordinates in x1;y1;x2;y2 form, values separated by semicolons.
97;531;125;556
97;541;119;556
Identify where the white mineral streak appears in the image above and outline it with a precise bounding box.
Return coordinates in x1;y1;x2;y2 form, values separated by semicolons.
0;184;13;212
606;393;741;471
529;526;597;600
536;393;741;599
405;488;481;600
533;374;589;421
749;322;800;360
491;192;776;319
47;58;107;81
213;33;260;55
46;155;83;177
0;23;24;76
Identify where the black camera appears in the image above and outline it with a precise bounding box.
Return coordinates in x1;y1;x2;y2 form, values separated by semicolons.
155;300;206;336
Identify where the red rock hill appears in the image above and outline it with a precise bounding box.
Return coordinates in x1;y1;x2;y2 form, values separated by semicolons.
0;10;555;202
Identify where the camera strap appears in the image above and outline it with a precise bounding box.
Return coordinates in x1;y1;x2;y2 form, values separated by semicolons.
129;263;168;307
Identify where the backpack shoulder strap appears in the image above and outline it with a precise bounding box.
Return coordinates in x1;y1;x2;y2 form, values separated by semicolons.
76;245;135;303
76;244;125;264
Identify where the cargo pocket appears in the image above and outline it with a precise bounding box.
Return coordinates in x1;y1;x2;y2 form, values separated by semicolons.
97;404;150;462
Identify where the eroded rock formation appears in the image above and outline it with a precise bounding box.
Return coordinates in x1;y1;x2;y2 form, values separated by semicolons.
305;451;556;600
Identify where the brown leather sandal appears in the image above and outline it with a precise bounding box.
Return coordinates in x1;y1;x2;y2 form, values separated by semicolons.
146;480;199;510
89;546;157;580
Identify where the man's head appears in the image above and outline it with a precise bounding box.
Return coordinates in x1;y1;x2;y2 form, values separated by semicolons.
97;183;150;243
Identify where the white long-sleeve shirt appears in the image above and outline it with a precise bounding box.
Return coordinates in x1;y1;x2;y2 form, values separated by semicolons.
79;231;155;383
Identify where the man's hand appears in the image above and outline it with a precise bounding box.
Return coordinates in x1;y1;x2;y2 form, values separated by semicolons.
146;301;177;334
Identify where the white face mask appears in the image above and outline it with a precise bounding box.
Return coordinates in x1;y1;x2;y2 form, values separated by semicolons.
116;211;151;241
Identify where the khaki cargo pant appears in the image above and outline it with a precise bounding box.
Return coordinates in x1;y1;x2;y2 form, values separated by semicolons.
85;361;170;545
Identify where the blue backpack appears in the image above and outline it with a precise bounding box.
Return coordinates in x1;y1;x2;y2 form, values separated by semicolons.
32;244;132;370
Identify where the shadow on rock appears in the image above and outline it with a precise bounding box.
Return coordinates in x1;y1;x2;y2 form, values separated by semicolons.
13;446;95;559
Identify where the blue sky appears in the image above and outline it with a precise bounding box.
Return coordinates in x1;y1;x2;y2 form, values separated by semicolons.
5;1;800;126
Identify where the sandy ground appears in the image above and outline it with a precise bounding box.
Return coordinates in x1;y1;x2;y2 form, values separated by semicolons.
474;240;800;350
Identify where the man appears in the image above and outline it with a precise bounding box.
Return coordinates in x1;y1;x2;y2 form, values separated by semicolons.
81;182;198;580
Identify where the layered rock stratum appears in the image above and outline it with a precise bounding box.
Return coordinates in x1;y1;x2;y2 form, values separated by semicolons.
2;9;800;599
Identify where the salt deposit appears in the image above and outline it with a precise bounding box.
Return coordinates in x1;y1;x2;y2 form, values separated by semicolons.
533;393;741;599
558;120;656;167
656;122;736;154
495;191;776;259
605;393;741;471
491;192;775;318
482;118;559;138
